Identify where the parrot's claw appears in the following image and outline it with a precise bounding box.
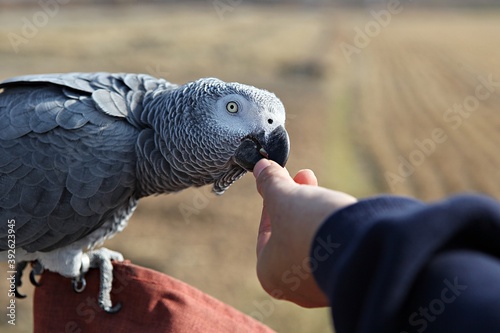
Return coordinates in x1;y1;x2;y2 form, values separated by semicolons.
29;260;44;287
75;248;124;314
14;261;28;298
102;301;122;314
72;275;87;293
14;289;27;299
14;260;44;298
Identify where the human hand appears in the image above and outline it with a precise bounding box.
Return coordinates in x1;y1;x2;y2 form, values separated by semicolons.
253;159;357;307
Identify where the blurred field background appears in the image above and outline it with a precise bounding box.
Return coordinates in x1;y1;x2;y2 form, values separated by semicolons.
1;1;500;332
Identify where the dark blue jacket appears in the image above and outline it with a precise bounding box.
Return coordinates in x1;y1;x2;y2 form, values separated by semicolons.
311;194;500;333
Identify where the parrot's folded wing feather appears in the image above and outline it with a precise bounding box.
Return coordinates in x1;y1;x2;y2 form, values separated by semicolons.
0;73;152;253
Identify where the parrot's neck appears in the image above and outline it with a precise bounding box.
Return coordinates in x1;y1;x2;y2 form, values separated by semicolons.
134;96;212;197
134;90;184;197
134;129;188;198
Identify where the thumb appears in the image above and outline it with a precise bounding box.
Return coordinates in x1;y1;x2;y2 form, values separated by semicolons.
253;159;293;198
253;158;273;179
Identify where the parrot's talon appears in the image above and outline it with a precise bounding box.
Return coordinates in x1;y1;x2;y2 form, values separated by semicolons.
14;289;27;299
29;270;41;287
72;276;87;293
103;302;122;314
14;261;28;298
29;260;44;287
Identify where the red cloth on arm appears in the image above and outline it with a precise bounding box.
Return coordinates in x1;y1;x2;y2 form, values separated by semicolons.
33;261;275;333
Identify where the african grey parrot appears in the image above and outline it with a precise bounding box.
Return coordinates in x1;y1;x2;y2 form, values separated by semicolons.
0;72;289;312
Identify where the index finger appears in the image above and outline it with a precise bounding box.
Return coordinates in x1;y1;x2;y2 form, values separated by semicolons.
293;169;318;186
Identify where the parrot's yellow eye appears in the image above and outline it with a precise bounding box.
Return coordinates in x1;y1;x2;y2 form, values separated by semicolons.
226;101;239;113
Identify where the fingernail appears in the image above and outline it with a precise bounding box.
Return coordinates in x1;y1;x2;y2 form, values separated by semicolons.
253;159;272;179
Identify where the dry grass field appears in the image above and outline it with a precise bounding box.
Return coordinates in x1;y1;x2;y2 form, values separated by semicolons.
346;10;500;200
1;3;500;333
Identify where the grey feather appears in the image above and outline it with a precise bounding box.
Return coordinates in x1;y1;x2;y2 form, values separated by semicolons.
92;90;128;118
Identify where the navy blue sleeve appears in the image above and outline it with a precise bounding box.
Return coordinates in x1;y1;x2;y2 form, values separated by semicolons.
311;194;500;333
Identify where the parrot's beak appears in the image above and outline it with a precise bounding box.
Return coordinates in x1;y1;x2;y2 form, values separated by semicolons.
234;125;290;171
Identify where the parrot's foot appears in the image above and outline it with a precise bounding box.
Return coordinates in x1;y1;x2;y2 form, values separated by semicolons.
14;260;44;298
72;248;124;314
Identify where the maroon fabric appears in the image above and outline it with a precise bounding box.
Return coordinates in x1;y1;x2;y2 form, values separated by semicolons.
33;261;275;333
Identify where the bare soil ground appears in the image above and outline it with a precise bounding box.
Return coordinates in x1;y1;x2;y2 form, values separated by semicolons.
1;4;500;333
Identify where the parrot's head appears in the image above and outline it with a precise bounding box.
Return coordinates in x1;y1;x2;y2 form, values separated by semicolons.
161;78;290;194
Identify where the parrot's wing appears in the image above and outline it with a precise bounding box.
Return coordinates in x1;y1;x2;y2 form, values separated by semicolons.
0;73;160;253
0;72;167;121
